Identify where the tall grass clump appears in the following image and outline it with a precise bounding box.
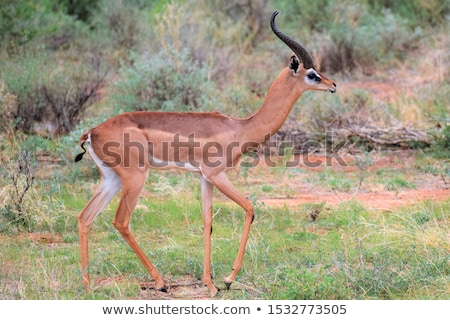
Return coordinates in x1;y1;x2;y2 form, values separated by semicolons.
342;201;450;298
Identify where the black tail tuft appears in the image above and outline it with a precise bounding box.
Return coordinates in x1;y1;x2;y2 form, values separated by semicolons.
74;142;87;162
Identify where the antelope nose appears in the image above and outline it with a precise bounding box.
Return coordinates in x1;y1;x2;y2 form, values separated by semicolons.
331;82;337;93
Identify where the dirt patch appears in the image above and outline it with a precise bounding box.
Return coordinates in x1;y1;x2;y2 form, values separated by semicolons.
258;150;450;210
93;275;212;299
261;189;450;211
340;80;401;102
138;276;211;300
95;276;127;287
93;275;262;299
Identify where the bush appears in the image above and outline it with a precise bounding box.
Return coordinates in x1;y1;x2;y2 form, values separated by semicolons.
111;48;220;112
274;0;422;73
431;124;450;159
0;150;35;231
0;51;106;135
319;5;420;73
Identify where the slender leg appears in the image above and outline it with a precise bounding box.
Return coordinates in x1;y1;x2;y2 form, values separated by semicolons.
112;170;166;291
208;172;254;289
77;167;121;287
200;176;218;297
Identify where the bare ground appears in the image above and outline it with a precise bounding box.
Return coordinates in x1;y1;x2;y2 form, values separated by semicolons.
258;151;449;211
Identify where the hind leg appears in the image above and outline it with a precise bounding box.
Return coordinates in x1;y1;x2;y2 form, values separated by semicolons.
77;165;121;287
112;169;166;291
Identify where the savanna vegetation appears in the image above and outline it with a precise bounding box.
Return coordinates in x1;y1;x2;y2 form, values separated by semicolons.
1;0;449;299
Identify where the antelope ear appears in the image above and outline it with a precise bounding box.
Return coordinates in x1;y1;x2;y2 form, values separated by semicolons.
289;55;300;73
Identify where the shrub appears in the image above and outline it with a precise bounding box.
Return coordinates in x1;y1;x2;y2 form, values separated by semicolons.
274;0;422;73
319;6;420;73
111;48;220;112
0;150;35;231
430;124;450;159
0;51;107;135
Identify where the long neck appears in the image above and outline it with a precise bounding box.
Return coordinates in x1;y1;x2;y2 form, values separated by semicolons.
239;68;303;143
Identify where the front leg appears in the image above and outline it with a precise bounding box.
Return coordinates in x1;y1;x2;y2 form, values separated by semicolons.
208;172;254;290
200;176;218;297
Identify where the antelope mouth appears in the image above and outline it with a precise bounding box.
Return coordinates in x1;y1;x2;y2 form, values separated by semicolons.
329;82;337;93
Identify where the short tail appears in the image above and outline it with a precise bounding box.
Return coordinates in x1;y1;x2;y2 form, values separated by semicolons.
74;133;89;162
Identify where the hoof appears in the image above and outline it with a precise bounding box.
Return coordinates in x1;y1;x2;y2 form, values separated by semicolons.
204;281;219;297
210;287;219;297
140;282;168;292
81;273;91;288
224;281;232;290
157;285;168;293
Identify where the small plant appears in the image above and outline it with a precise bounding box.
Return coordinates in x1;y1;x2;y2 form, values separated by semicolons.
385;176;416;191
269;267;350;299
431;124;450;159
1;150;35;227
316;169;353;192
355;151;372;190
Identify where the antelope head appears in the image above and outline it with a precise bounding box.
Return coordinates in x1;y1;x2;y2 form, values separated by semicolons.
271;11;336;93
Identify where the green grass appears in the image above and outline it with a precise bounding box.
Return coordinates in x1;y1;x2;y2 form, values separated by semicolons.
1;176;449;299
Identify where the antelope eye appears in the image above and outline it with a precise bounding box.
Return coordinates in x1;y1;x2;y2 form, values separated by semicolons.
307;73;321;82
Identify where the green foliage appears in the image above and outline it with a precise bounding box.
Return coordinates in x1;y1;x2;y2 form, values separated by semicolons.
0;0;86;48
271;267;350;299
385;176;416;191
112;49;220;112
368;0;450;27
59;0;101;22
89;0;151;51
316;169;354;192
436;124;450;149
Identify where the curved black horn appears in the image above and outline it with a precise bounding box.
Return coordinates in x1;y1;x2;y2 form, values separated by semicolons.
270;10;314;69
